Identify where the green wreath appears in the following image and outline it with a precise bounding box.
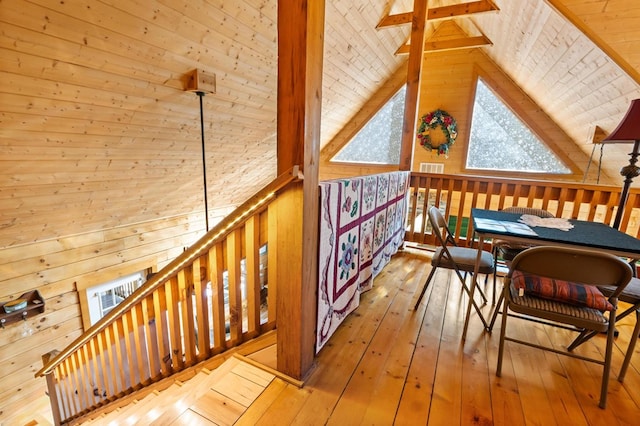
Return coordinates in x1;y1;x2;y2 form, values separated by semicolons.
417;109;458;157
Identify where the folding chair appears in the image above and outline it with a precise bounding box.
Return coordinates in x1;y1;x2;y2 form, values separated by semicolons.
495;246;632;408
414;206;494;328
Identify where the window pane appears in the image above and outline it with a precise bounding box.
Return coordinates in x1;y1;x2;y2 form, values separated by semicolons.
332;87;405;164
466;79;570;174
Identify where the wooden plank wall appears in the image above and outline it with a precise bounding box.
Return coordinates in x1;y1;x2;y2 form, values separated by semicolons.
0;210;222;425
0;0;413;250
0;0;281;249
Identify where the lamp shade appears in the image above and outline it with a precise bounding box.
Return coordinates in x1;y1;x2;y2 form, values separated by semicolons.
603;99;640;143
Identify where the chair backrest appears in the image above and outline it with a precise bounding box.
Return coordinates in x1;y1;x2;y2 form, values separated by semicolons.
502;206;554;218
428;206;456;248
509;246;633;298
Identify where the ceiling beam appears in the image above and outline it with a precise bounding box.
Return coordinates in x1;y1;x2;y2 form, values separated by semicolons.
396;34;493;55
399;0;429;171
377;0;499;29
429;0;499;21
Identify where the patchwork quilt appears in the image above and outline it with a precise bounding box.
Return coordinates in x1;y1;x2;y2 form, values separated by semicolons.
316;171;410;352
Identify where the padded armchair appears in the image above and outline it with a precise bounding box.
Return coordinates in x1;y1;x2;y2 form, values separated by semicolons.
491;206;554;304
495;246;633;409
414;206;495;328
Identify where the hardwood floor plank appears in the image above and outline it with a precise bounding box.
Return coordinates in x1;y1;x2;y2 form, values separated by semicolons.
395;251;448;425
235;378;289;425
460;314;494;425
251;383;312;425
426;269;469;424
190;391;246;425
530;323;590;425
230;358;276;388
483;295;527;426
171;409;215;425
326;254;425;424
361;259;429;424
288;254;414;425
504;331;559;424
210;372;267;408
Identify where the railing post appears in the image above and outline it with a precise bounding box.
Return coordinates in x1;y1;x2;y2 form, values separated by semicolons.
42;350;62;426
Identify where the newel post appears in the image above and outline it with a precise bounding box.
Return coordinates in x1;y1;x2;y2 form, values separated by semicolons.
41;350;62;426
275;0;324;379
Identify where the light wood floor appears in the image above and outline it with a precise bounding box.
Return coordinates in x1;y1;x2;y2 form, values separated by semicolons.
55;246;640;426
238;246;640;425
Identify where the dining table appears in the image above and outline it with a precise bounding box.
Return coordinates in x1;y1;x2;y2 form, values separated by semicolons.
462;207;640;340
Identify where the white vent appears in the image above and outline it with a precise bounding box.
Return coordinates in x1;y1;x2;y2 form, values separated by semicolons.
419;162;444;174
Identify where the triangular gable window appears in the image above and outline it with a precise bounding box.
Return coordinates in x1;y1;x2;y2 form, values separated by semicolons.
466;79;570;173
332;86;405;164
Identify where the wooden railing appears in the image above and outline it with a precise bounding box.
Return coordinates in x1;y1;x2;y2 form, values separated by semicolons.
405;173;640;247
35;167;302;425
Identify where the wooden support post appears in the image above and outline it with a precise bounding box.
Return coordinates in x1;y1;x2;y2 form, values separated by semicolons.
276;0;324;380
399;0;429;171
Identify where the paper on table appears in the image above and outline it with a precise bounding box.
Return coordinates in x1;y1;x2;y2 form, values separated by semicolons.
518;214;574;231
503;221;538;235
475;218;538;236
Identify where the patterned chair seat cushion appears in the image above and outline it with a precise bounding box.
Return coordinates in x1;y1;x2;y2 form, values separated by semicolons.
511;270;614;312
508;283;607;323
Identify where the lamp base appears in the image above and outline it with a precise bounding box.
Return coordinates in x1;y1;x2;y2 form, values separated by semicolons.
613;139;640;229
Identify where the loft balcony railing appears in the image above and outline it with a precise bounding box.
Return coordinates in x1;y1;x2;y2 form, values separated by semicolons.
35;167;302;425
404;173;640;247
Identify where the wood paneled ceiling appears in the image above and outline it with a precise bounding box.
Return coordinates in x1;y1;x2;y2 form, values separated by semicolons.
1;0;639;247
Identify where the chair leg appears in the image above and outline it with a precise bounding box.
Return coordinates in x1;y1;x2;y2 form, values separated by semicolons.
414;267;437;310
492;246;498;305
568;300;640;352
619;309;640;382
477;275;488;305
487;289;505;333
567;330;598;351
496;298;510;377
599;318;617;409
455;269;487;305
452;268;488;329
461;271;488;304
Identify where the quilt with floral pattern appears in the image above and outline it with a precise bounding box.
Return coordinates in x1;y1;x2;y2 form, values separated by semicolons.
316;171;410;352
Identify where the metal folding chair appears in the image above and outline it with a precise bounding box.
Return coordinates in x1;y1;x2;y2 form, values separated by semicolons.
494;246;632;408
414;206;494;329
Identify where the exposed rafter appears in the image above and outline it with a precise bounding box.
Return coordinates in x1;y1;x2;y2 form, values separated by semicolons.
396;19;492;55
396;34;492;55
376;0;500;29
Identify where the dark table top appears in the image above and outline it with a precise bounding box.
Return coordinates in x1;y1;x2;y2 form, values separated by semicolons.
471;208;640;258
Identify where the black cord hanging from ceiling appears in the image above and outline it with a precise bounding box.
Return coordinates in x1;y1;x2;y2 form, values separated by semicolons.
196;91;209;232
